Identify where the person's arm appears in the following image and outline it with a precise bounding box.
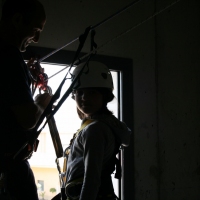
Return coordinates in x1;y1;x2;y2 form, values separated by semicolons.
79;123;108;200
3;48;52;130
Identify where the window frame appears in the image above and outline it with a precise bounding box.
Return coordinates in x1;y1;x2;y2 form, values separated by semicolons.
23;46;134;200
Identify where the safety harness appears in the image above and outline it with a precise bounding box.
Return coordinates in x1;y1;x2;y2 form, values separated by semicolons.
61;118;121;200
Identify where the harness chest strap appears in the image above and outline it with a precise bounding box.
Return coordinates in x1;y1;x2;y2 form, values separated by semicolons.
75;119;94;138
62;119;94;182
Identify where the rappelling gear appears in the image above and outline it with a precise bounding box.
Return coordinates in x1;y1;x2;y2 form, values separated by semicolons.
64;176;119;200
62;119;94;183
61;118;121;200
72;61;114;90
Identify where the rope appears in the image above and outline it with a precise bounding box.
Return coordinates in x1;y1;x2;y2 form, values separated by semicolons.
97;0;181;50
38;0;143;63
47;0;181;80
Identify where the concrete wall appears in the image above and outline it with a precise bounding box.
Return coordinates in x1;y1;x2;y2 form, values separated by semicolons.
1;0;200;199
132;0;200;199
156;0;200;199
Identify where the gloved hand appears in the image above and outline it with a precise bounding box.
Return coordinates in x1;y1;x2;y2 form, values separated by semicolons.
34;93;53;111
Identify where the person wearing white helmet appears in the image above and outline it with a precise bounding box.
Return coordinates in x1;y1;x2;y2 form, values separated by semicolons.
63;61;131;200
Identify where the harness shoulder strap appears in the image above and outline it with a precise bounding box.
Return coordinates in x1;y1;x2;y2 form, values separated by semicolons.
62;119;94;177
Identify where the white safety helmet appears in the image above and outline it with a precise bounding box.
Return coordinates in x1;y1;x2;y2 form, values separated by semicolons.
72;61;114;90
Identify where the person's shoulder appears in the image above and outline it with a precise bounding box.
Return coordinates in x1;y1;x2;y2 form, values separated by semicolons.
81;120;112;140
0;40;21;58
87;120;111;131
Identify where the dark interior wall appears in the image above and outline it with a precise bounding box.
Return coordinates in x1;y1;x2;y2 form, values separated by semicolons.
156;0;200;199
133;0;200;199
1;0;200;199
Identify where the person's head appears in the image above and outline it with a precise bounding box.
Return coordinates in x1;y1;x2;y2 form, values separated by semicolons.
71;61;115;119
0;0;46;51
